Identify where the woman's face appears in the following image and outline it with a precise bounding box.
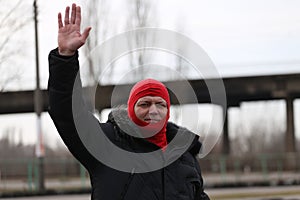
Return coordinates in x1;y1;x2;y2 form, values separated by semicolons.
134;96;168;123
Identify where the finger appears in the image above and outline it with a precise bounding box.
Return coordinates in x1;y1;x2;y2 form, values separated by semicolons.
58;12;63;29
70;3;76;24
81;27;92;41
75;6;81;26
64;6;70;25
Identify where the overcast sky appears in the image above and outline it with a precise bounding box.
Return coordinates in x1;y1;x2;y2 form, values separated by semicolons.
0;0;300;148
2;0;299;90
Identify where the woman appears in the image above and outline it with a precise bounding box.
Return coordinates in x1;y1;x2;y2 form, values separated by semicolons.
48;3;210;200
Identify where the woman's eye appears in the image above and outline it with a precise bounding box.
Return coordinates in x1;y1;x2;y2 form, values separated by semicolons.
157;103;167;108
139;103;148;107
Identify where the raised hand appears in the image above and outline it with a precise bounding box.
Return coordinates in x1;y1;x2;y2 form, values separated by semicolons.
57;3;91;56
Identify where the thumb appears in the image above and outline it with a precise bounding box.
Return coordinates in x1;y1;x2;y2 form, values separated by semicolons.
81;26;92;42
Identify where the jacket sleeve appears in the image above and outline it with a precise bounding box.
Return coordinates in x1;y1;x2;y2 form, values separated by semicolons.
194;157;210;200
47;48;102;171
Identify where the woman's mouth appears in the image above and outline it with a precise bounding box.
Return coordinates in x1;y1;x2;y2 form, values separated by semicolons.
144;118;160;123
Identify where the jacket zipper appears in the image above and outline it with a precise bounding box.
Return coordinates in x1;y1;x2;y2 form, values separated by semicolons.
120;168;135;200
162;167;165;200
162;152;166;200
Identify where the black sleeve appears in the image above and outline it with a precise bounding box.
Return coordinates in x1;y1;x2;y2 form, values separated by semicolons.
47;48;103;171
194;157;210;200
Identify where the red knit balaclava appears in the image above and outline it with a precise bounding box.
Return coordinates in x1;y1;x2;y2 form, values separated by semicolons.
127;79;170;149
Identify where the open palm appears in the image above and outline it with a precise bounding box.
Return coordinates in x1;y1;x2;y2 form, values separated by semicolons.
58;4;91;56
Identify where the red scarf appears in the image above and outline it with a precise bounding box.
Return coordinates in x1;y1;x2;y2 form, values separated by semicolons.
127;79;170;149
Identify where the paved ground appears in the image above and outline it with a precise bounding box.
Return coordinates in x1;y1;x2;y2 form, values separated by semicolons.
1;186;300;200
207;185;300;200
0;194;89;200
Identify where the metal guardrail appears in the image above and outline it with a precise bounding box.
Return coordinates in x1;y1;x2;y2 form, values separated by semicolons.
0;157;88;192
199;153;300;186
199;153;300;173
0;153;299;193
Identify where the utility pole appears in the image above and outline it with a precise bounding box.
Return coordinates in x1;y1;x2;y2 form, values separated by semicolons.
33;0;45;192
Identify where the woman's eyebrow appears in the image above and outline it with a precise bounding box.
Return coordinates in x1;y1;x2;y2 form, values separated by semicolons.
137;100;150;104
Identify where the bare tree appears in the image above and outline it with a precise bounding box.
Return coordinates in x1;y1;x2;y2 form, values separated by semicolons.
231;101;286;157
125;0;157;80
81;0;115;86
0;0;31;91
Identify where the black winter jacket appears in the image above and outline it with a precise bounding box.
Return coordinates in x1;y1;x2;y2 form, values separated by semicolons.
48;48;210;200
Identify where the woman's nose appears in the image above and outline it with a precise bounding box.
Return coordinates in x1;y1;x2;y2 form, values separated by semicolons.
149;104;158;114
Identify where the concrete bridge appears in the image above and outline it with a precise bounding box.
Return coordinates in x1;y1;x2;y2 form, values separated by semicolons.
1;73;299;153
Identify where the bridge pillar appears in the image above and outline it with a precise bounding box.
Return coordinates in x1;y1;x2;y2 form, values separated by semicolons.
221;106;230;154
285;97;296;152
